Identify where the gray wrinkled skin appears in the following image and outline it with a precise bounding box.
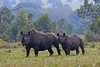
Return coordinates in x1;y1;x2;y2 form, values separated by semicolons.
21;29;61;57
57;33;85;55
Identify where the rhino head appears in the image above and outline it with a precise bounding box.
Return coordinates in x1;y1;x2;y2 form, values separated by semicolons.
20;31;31;46
57;33;66;44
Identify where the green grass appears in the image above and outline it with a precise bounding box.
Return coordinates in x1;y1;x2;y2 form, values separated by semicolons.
0;39;7;45
0;42;100;67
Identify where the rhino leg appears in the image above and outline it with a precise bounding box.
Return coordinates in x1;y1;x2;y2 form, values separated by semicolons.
56;47;61;55
67;49;70;55
76;47;79;55
48;47;54;56
34;45;39;57
80;39;85;55
53;44;61;55
80;46;85;55
26;45;31;57
63;48;68;55
34;49;38;57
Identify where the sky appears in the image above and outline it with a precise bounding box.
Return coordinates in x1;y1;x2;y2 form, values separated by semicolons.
42;0;94;11
61;0;84;10
0;0;94;11
40;0;84;10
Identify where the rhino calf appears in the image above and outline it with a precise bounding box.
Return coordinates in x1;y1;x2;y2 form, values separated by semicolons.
57;33;85;55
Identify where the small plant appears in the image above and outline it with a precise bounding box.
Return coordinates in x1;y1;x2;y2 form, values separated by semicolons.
98;45;100;50
91;45;95;48
22;49;26;52
6;49;11;53
18;42;21;46
91;42;96;48
0;39;7;45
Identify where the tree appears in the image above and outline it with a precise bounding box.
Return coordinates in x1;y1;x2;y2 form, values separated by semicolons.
77;0;100;42
28;13;34;21
64;22;74;35
0;33;10;42
56;18;65;34
34;13;56;32
77;0;100;22
94;0;100;3
56;18;74;35
8;8;34;42
0;6;14;34
0;6;14;42
0;6;14;25
89;16;100;34
85;29;100;42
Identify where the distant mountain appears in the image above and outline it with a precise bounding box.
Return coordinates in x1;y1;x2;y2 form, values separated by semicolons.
0;1;86;34
0;0;83;8
13;2;43;21
13;2;73;21
0;0;42;8
43;4;72;21
15;2;41;9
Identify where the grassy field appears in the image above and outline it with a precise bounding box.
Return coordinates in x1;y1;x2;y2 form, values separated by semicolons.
0;42;100;67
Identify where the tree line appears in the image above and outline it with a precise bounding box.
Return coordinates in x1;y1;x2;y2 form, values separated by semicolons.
0;6;74;42
0;0;100;42
77;0;100;42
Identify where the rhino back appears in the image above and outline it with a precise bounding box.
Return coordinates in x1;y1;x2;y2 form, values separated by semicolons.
28;29;55;49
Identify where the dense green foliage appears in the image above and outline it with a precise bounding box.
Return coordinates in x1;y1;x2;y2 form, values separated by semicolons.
56;18;74;35
0;7;35;42
85;30;100;42
8;9;34;42
0;6;15;42
77;0;100;42
89;16;100;34
0;5;77;42
14;2;86;35
85;17;100;42
77;0;100;21
34;13;56;32
0;6;60;42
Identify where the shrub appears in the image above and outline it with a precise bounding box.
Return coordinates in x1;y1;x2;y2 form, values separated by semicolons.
18;42;21;46
0;33;10;42
85;30;100;42
6;49;11;53
0;39;7;45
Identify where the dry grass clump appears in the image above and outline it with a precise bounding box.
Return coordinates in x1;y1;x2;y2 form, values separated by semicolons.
0;42;22;48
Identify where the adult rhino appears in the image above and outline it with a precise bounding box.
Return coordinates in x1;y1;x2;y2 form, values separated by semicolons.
57;33;85;55
20;29;61;57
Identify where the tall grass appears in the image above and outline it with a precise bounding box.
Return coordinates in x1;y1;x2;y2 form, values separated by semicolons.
0;42;100;67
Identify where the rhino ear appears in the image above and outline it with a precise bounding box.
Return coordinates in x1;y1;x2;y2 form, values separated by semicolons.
28;31;30;35
63;33;65;36
57;33;59;36
20;30;23;35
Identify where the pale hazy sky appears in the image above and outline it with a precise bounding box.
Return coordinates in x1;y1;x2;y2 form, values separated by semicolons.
41;0;94;11
1;0;94;11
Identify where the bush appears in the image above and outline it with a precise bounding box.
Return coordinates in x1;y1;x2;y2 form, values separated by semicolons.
85;30;100;42
6;49;11;53
0;33;10;42
0;39;7;45
17;42;21;46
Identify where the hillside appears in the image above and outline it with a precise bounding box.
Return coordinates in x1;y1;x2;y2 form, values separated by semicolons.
0;1;86;34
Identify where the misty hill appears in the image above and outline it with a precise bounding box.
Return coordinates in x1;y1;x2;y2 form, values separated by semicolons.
0;1;86;34
13;2;83;25
13;2;72;20
12;2;43;20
